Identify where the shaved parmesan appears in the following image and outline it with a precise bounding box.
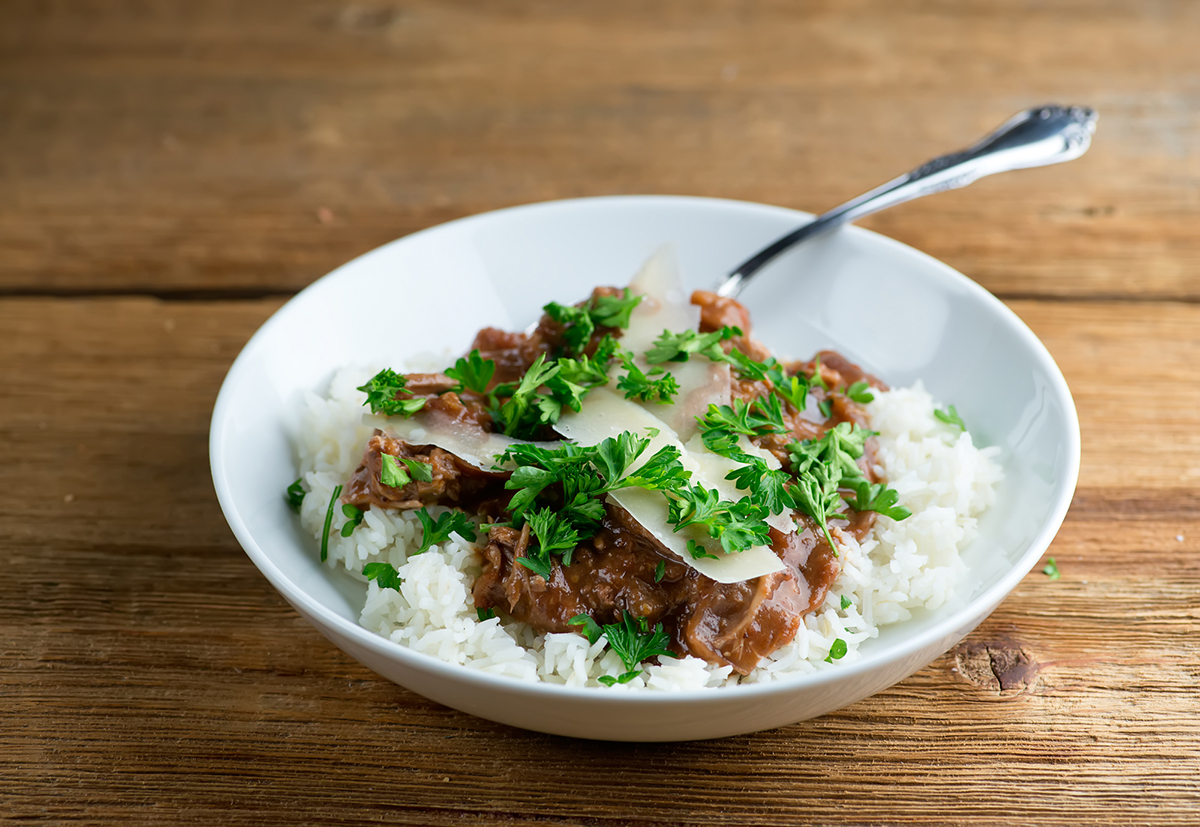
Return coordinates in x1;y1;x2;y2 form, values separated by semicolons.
620;247;731;441
556;389;785;584
684;435;796;535
363;413;557;472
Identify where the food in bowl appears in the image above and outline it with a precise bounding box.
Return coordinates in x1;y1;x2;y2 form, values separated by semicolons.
287;250;1002;690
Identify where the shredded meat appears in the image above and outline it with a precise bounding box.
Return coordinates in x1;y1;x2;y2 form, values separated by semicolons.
343;287;890;674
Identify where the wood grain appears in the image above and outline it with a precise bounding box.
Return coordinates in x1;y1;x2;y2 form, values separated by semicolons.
2;298;1198;825
2;0;1199;299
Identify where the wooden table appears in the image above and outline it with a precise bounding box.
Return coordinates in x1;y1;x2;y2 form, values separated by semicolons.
4;3;1198;824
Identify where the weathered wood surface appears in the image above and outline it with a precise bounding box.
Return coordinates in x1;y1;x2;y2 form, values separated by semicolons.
3;1;1200;825
3;0;1200;299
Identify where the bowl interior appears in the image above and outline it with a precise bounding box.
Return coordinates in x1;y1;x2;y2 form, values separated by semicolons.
211;195;1078;707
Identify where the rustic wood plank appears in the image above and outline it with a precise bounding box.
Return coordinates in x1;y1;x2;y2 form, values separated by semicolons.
3;1;1199;299
1;297;1198;824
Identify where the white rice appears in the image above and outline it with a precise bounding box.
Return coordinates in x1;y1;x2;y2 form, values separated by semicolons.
295;367;1002;690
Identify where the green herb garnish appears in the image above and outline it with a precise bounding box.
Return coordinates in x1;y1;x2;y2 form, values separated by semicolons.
380;454;410;488
413;508;478;555
477;607;496;621
363;561;402;591
617;353;680;404
840;594;852;611
543;290;642;356
934;404;967;432
340;503;364;537
846;381;875;403
654;560;666;583
285;478;305;512
1042;557;1061;580
825;638;848;663
645;326;741;365
445;349;496;394
320;484;343;563
599;611;677;683
786;422;878;549
849;479;913;521
572;611;677;685
568;613;604;645
401;457;433;482
357;369;427;417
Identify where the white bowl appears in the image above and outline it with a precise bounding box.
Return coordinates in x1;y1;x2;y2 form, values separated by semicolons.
210;196;1079;741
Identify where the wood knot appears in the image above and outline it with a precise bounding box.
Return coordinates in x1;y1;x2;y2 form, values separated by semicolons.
951;638;1039;693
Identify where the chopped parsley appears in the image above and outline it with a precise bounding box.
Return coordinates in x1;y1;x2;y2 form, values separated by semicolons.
521;507;584;577
340;503;364;537
602;611;677;682
320;484;343;563
357;369;427;417
363;561;402;591
491;354;562;438
818;399;833;419
811;355;829;391
825;638;848;663
846;381;875;403
769;367;809;412
616;352;680;404
840;594;852;611
668;485;772;556
381;455;433;488
569;611;676;685
645;326;740;365
401;457;434;482
413;508;477;555
786;422;875;549
568;613;603;645
445;349;496;394
935;404;967;432
380;454;410;488
849;479;913;521
498;433;695;576
285;478;305;512
1042;557;1061;580
687;538;718;560
697;397;788;447
477;607;496;621
654;560;666;583
543;289;642;356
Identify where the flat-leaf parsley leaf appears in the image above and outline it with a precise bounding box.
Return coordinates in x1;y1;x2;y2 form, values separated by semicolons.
362;562;402;591
934;404;967;432
413;508;477;555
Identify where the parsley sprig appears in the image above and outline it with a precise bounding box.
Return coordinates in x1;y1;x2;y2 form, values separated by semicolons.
363;561;402;591
616;351;680;404
357;369;427;417
786;422;910;549
380;454;434;488
445;349;496;394
413;508;478;555
489;338;620;439
569;611;677;685
543;289;642;356
935;404;967;432
496;432;691;578
645;326;741;365
285;478;305;512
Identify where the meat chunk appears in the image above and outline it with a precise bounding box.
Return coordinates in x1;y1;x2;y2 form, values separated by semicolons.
343;431;509;515
472;502;863;675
